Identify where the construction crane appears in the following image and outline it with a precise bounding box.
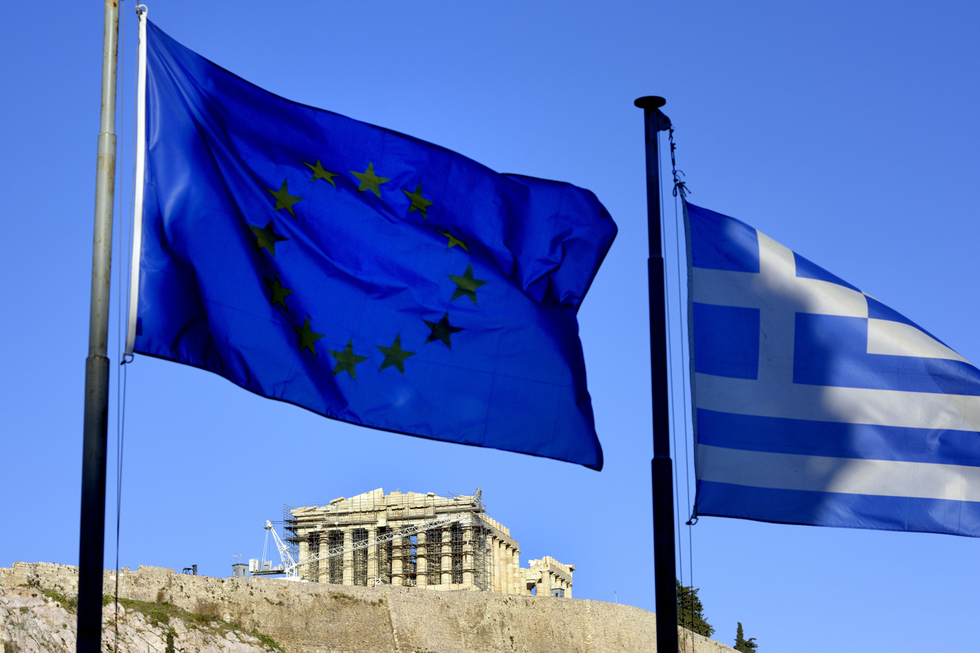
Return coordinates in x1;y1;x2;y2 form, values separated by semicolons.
250;520;300;579
251;513;476;581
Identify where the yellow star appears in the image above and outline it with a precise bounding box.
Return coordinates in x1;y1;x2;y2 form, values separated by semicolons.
250;221;288;257
350;162;390;198
402;183;434;219
377;334;416;374
264;273;293;310
448;264;488;304
329;339;369;379
294;317;324;355
438;229;468;251
266;180;304;218
304;159;338;186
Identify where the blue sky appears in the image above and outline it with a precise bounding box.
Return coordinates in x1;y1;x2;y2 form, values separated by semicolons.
2;2;979;651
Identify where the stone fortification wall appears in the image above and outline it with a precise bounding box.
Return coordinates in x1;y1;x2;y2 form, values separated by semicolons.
0;562;734;653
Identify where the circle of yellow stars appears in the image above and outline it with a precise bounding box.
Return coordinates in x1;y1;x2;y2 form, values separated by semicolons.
248;159;487;379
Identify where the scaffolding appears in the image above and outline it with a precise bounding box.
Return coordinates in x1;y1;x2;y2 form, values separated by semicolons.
285;489;496;591
281;503;299;566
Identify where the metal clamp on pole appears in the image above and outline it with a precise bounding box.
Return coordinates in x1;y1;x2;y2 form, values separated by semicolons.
634;95;678;653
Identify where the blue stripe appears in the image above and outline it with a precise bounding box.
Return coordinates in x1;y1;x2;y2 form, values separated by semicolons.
687;202;760;273
793;313;980;396
696;480;980;537
693;303;760;379
793;252;861;292
866;295;949;347
697;409;980;466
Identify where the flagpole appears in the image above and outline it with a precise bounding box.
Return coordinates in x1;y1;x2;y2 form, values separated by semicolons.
77;1;119;651
635;95;678;653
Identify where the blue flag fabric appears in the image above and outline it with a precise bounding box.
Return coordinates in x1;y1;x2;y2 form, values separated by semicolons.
134;22;615;469
687;201;980;536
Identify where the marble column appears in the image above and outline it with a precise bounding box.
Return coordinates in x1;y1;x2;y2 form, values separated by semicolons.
537;570;552;597
494;540;504;593
342;527;353;585
298;538;309;581
462;527;474;587
510;546;518;594
366;527;377;585
317;535;326;583
416;531;428;588
391;532;403;586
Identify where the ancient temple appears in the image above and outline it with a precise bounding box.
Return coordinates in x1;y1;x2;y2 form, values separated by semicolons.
285;488;573;597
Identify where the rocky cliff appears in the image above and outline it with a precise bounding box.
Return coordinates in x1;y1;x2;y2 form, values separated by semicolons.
0;562;734;653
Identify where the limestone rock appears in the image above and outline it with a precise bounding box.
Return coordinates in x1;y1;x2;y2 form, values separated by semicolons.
0;583;277;653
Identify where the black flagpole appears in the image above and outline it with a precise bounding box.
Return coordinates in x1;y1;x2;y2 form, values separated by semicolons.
77;1;119;651
635;96;678;653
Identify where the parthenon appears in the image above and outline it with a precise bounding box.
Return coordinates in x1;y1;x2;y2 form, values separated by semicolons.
284;488;574;597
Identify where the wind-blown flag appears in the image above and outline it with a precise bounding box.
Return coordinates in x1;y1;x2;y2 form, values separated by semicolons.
688;201;980;536
131;22;615;469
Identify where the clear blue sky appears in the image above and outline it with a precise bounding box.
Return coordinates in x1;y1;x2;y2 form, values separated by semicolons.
2;2;979;652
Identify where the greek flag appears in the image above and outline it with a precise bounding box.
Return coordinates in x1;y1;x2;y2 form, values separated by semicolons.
688;202;980;536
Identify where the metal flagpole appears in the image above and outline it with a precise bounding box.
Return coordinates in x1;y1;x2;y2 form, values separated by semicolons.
77;1;119;651
634;95;678;653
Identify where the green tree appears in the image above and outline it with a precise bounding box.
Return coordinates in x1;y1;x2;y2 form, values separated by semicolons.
734;622;758;652
676;580;714;638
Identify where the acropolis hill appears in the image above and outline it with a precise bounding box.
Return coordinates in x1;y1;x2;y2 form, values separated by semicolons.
0;562;737;653
2;490;737;652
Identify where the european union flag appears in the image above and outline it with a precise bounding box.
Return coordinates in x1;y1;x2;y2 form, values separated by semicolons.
688;201;980;536
132;22;615;469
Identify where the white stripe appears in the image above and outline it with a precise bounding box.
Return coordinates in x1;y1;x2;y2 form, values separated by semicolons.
698;444;980;502
696;373;980;432
867;318;970;363
692;233;869;318
125;6;149;358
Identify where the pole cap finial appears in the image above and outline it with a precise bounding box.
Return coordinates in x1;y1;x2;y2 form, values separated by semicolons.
634;96;666;109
